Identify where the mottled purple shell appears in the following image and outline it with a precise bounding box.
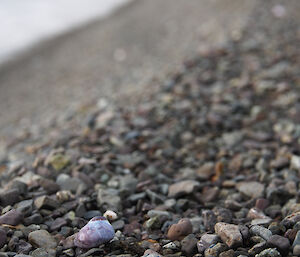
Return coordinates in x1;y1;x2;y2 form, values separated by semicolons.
74;216;115;248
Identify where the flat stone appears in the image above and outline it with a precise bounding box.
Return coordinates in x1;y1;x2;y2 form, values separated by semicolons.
214;222;243;248
196;162;215;180
204;242;227;257
56;174;82;193
197;233;220;253
236;181;264;199
250;225;272;241
47;153;70;171
267;235;290;256
16;200;33;216
181;234;198;256
31;248;56;257
0;209;23;225
97;188;121;211
28;230;57;249
168;180;200;197
34;195;59;210
0;189;20;207
24;213;43;225
50;217;67;231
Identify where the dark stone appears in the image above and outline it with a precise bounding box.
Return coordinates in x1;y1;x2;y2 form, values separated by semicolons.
24;213;43;225
83;210;102;220
267;235;290;256
16;240;32;254
0;189;20;207
50;217;67;231
0;209;23;226
181;234;198;256
0;228;7;248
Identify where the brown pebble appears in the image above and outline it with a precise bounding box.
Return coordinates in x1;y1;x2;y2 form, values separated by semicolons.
167;218;193;241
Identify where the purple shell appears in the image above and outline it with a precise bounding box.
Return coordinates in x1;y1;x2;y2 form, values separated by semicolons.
74;216;115;248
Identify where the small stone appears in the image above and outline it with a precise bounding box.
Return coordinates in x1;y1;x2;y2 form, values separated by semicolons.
50;217;67;231
267;235;290;256
97;188;121;211
103;210;118;221
255;248;281;257
204;242;227;257
28;230;57;249
112;219;125;230
56;174;82;193
248;242;267;256
24;213;43;225
147;210;171;219
202;210;217;232
197;233;220;253
196;162;215;180
236;182;264;199
181;234;198;256
282;211;300;228
248;208;270;220
34;195;59;210
220;249;234;257
250;225;272;241
0;228;7;248
16;240;32;254
256;199;269;211
0;189;20;207
0;209;23;225
83;210;102;220
39;178;60;194
214;222;243;248
293;245;300;255
291;155;300;170
168;180;200;198
31;248;56;257
16;200;33;216
167;218;193;241
292;230;300;248
142;249;163;257
145;216;161;230
47;153;70;171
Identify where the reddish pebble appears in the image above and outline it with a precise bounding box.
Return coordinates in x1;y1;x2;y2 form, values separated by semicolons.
167;218;193;241
255;198;269;211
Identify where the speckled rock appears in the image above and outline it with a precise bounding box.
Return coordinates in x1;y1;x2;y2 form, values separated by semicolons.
215;222;243;248
255;248;281;257
250;225;272;241
267;235;290;256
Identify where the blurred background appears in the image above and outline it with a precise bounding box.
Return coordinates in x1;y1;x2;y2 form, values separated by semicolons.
0;0;298;140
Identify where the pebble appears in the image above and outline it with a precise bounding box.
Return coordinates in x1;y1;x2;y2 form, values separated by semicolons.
215;222;243;248
0;189;21;207
50;217;67;231
197;233;220;253
24;213;43;225
236;182;265;199
204;242;227;257
167;218;193;241
47;153;70;171
28;230;57;249
97;188;121;211
293;245;300;255
0;209;23;226
292;230;300;248
103;210;118;221
16;199;33;216
255;248;281;257
142;249;163;257
250;225;273;241
267;235;290;256
181;234;198;256
0;228;7;248
56;174;82;193
168;180;200;198
196;162;215;180
34;195;59;210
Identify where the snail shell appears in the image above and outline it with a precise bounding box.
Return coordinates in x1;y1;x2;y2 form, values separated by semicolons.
74;216;115;248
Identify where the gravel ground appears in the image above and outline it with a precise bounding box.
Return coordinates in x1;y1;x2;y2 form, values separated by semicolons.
0;1;300;257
